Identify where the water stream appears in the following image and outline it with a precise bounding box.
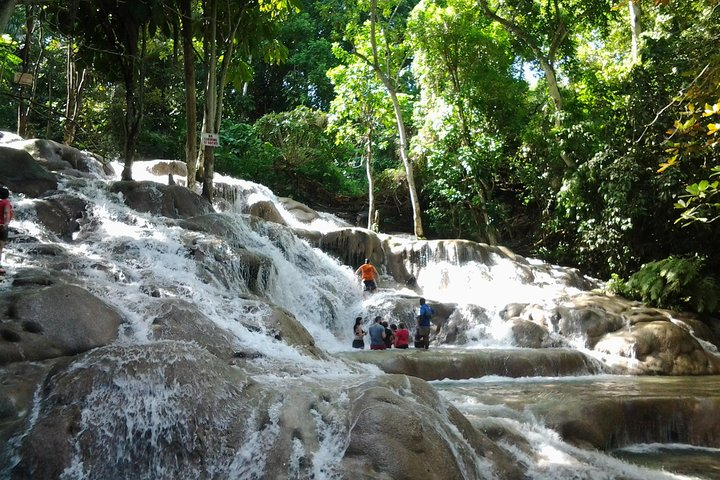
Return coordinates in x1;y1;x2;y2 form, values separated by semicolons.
2;159;719;479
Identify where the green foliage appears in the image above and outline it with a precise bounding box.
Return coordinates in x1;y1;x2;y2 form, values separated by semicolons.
215;122;280;186
217;111;366;201
620;256;720;314
0;34;21;78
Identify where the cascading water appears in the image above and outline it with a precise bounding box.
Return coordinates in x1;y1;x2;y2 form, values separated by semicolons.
1;158;719;479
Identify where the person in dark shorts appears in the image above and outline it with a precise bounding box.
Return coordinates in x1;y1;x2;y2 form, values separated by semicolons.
415;297;434;350
355;259;379;295
352;317;365;349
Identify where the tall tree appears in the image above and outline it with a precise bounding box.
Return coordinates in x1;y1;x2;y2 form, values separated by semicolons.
63;37;87;145
52;0;166;180
327;59;396;231
339;0;425;238
179;0;198;188
477;0;611;168
409;0;525;243
197;0;297;201
16;3;39;138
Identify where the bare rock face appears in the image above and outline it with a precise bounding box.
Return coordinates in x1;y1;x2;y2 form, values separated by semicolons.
308;228;384;274
4;139;108;177
0;146;57;197
279;197;320;223
0;280;124;365
110;180;214;219
247;199;286;225
31;193;89;241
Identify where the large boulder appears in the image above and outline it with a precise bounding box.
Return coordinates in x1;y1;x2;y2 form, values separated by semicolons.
146;160;188;178
149;298;239;359
306;227;384;274
279;197;319;223
0;146;57;197
0;279;123;365
4;139;108;177
247;199;286;225
594;319;720;375
31;193;89;241
110;181;214;219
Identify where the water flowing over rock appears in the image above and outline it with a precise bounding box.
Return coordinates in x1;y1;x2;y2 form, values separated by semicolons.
110;180;214;218
2;141;720;479
4;343;519;480
31;193;89;241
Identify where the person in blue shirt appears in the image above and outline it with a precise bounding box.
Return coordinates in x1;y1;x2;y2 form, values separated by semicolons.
415;298;434;350
368;316;387;350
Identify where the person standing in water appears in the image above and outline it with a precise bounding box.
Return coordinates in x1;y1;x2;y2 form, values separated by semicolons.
394;322;410;349
352;317;365;349
355;258;379;295
416;297;434;350
0;186;13;275
368;316;386;350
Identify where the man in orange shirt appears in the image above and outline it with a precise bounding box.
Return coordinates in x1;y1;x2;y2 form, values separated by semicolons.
355;258;379;294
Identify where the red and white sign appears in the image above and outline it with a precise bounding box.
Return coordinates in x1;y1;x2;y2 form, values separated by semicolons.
201;132;220;147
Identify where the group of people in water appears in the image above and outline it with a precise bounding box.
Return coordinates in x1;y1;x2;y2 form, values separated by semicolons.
352;297;434;350
353;259;436;350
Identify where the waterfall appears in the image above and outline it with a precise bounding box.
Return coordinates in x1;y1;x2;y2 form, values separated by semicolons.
1;159;718;479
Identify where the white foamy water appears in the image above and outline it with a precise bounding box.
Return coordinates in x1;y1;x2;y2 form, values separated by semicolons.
2;159;715;479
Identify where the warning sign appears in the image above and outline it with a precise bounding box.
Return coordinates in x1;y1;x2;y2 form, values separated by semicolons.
201;132;220;147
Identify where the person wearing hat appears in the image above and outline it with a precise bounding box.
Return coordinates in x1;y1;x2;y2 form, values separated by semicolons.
0;186;13;275
355;258;379;295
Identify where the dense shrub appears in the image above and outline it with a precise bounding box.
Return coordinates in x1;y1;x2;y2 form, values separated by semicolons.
610;256;720;314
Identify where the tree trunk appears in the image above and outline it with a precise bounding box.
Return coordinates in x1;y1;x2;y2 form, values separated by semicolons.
365;131;375;231
121;27;147;181
369;0;424;238
17;5;34;138
0;0;16;34
64;39;86;145
180;0;198;189
628;0;642;63
201;0;218;201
